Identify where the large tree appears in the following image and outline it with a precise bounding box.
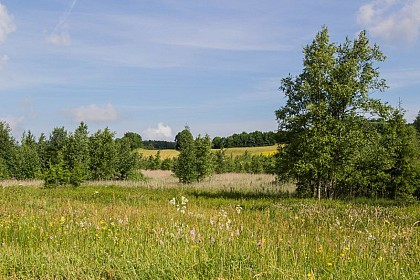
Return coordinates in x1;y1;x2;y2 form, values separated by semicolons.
275;27;392;199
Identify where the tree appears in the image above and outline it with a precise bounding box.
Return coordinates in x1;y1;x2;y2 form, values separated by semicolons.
173;127;196;183
0;121;17;179
275;27;391;199
64;122;91;186
413;111;420;133
194;134;213;182
119;132;143;150
114;137;138;179
89;128;117;180
14;131;41;179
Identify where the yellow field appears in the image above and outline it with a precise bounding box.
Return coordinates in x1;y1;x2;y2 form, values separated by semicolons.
136;145;278;159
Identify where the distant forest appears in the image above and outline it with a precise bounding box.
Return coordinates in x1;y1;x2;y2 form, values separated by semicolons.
142;131;277;150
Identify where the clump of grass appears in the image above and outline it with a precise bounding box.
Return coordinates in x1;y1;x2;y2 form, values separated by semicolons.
0;175;419;279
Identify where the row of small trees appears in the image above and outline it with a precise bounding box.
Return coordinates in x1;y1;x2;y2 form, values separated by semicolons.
0;122;138;187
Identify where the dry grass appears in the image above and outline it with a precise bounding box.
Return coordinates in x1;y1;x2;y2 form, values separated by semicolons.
0;180;43;188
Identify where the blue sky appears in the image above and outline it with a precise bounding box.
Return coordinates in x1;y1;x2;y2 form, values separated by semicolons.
0;0;419;140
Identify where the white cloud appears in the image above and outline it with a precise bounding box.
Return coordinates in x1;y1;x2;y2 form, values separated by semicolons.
46;31;71;46
68;103;120;122
0;4;15;44
357;0;420;43
143;123;173;141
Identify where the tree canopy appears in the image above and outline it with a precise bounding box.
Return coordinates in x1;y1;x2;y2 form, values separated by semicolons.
275;27;419;199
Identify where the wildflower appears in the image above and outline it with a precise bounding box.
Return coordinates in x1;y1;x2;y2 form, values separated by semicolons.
235;205;243;214
94;191;99;195
60;216;65;224
317;246;323;253
169;197;176;205
181;196;188;205
257;241;263;247
327;262;333;267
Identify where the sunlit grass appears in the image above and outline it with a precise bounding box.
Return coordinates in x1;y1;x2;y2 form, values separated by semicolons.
0;173;418;279
136;145;279;159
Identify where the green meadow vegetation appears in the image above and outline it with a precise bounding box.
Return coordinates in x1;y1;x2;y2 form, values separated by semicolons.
0;172;419;279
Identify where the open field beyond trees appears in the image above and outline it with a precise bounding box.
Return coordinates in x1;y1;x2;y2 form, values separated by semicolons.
136;145;279;160
0;171;418;279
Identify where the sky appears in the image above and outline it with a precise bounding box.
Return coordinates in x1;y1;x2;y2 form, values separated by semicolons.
0;0;420;141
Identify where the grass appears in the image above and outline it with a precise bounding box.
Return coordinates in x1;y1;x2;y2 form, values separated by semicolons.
0;171;419;279
136;145;279;159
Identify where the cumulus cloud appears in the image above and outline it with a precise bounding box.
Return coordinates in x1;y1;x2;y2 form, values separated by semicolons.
68;103;120;122
46;31;71;46
357;0;420;43
143;123;173;141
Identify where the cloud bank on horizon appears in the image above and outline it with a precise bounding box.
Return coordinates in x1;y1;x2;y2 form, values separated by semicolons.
0;1;419;140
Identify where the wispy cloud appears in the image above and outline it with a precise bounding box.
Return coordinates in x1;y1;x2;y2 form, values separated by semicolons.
0;4;15;44
46;0;78;46
67;103;120;122
46;31;72;46
0;3;16;70
357;0;420;44
143;123;173;141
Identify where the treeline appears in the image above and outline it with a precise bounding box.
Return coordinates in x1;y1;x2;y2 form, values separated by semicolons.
212;131;276;149
139;150;275;174
0;122;139;187
142;140;176;150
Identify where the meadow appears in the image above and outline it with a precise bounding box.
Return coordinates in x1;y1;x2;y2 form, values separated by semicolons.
136;145;279;159
0;171;419;279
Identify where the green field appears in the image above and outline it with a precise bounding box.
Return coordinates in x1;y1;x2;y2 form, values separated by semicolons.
137;145;279;159
0;172;419;279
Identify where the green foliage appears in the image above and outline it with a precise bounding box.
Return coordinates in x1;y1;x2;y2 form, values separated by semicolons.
114;137;139;180
212;130;276;148
0;121;17;179
119;132;143;150
64;123;91;186
275;27;400;199
413;110;420;134
13;131;41;180
43;153;71;188
173;128;197;183
194;134;214;182
89;128;118;180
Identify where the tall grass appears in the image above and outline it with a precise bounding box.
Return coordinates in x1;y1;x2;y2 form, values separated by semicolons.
0;173;418;279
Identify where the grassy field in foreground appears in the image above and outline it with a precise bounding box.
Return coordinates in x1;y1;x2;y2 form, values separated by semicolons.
136;145;278;159
0;171;419;279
